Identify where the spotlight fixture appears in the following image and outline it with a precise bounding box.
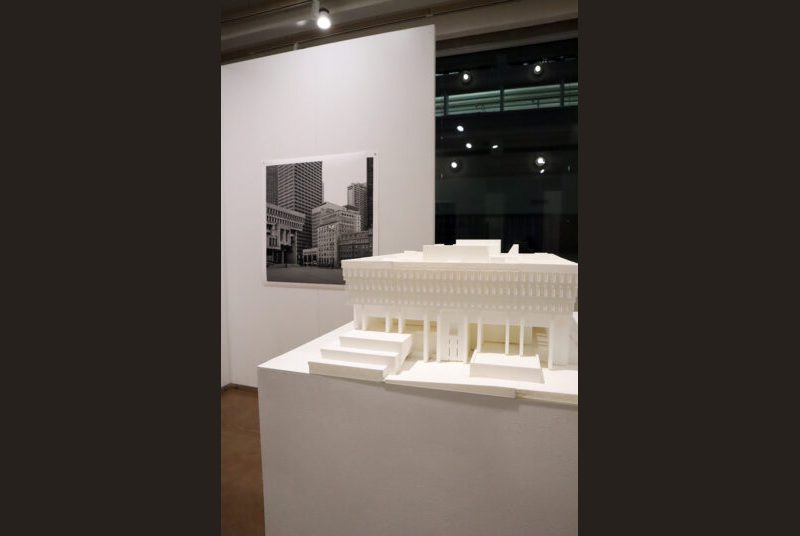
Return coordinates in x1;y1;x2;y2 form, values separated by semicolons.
316;7;331;29
312;1;331;29
450;161;459;169
536;156;546;167
456;125;464;132
461;71;472;83
465;142;472;149
491;144;499;149
532;63;543;75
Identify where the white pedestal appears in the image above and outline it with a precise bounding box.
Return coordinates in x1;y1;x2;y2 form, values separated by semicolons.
258;324;578;536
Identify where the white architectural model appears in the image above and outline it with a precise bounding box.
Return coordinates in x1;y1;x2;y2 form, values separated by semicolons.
306;240;578;400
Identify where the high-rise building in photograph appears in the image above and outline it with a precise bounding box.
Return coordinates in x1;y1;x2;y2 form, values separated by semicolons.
347;182;368;231
310;202;344;247
266;165;278;205
311;202;361;246
366;157;373;231
310;202;361;267
338;229;373;263
266;161;323;256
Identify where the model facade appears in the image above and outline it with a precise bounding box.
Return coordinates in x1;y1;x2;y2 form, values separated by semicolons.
307;240;578;389
349;240;576;362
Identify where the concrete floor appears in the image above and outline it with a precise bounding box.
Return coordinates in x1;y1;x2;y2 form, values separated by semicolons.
222;386;265;536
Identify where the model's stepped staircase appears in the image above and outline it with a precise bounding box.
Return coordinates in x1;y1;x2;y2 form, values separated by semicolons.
470;353;544;383
308;330;413;382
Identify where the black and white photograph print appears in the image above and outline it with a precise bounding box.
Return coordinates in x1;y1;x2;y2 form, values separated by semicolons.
264;151;375;286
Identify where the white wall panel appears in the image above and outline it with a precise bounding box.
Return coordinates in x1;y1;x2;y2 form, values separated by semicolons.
222;26;435;387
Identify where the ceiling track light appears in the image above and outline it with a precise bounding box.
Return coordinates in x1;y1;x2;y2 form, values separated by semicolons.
317;8;331;29
312;0;331;30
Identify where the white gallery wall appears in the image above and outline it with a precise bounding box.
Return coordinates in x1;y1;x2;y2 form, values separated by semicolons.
221;26;435;387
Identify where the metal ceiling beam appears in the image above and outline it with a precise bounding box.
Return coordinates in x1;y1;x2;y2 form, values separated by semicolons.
436;19;577;58
222;1;312;24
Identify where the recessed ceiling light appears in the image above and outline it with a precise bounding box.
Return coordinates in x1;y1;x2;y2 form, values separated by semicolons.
456;125;464;132
491;144;499;149
533;64;543;75
461;71;471;82
465;142;472;149
536;156;546;167
539;168;545;174
450;161;459;169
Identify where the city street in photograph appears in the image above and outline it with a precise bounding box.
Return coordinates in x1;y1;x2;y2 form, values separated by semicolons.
264;152;374;286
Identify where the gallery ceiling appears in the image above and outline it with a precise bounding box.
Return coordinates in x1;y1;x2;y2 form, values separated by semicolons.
221;0;578;63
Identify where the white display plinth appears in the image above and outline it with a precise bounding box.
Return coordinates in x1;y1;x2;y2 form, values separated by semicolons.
258;322;578;536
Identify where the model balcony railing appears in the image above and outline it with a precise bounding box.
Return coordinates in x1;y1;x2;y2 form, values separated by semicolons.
435;82;578;117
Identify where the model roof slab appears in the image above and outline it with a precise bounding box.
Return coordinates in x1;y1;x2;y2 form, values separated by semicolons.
342;249;577;272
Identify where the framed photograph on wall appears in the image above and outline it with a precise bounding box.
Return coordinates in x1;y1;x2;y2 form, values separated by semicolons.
262;151;376;288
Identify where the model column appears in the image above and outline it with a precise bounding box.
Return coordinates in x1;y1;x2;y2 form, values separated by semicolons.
477;316;483;353
435;312;442;362
460;314;469;362
423;312;430;362
504;317;510;355
548;315;572;367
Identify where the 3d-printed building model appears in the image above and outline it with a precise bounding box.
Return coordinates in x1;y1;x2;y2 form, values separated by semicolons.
308;240;578;389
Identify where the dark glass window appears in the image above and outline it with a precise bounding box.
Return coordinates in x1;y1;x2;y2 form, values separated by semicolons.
435;38;578;261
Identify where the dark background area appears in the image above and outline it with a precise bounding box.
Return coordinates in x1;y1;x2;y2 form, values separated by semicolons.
435;38;578;260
